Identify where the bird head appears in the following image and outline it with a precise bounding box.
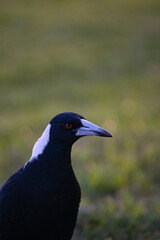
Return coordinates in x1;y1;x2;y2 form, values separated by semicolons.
49;112;112;144
30;112;112;161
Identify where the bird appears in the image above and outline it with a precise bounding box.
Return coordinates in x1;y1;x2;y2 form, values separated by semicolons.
0;112;112;240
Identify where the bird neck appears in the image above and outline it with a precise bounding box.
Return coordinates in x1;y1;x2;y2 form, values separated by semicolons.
36;142;74;181
41;141;72;166
26;140;73;175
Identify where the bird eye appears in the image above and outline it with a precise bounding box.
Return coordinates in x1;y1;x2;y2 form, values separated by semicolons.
65;123;72;129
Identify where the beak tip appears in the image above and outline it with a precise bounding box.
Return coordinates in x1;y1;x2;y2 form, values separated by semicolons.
108;133;112;137
103;132;112;137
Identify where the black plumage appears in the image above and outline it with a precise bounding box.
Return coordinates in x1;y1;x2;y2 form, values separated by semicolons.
0;112;112;240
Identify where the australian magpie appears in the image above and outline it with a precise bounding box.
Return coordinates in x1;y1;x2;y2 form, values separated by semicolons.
0;112;112;240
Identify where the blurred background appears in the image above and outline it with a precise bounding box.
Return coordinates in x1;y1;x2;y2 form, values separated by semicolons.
0;0;160;239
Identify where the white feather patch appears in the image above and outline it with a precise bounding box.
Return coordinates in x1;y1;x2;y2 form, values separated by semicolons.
24;124;51;166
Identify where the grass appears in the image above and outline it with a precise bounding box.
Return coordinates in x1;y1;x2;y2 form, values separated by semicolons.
0;0;160;239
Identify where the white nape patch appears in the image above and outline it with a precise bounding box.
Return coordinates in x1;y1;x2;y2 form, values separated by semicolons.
24;124;51;167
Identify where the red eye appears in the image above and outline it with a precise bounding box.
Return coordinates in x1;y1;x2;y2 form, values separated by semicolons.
65;123;72;129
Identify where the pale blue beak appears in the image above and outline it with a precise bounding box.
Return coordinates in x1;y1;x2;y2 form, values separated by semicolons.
76;119;112;137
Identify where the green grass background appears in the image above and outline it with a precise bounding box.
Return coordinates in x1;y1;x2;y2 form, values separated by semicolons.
0;0;160;239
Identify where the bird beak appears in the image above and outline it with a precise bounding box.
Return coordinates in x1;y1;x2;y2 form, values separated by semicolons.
75;119;112;137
